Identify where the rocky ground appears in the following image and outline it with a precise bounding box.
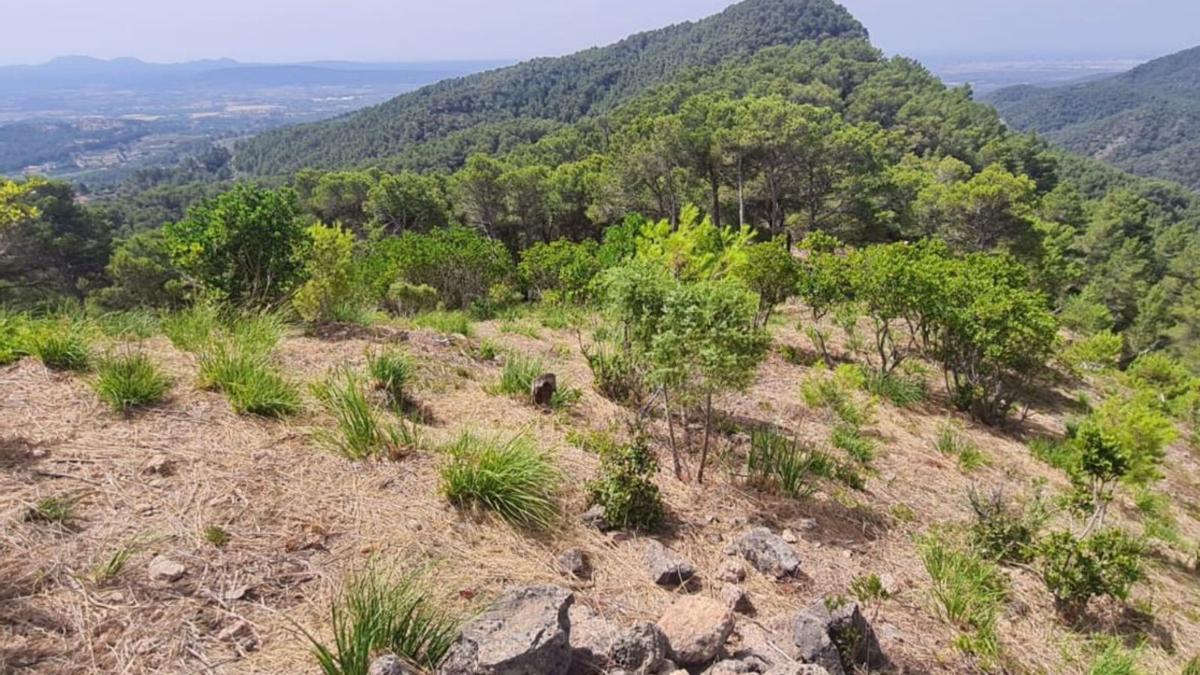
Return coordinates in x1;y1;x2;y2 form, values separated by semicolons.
2;303;1199;674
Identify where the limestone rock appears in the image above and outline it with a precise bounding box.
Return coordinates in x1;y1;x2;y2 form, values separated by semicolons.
657;596;735;666
439;586;574;675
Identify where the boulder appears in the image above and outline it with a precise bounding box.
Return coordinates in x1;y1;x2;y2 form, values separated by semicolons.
558;548;592;580
657;596;735;666
439;586;574;675
643;540;695;587
532;374;558;408
735;528;801;579
568;605;620;674
609;622;671;674
790;601;884;675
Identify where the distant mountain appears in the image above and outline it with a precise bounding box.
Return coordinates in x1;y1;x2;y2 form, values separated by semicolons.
986;45;1200;190
231;0;868;176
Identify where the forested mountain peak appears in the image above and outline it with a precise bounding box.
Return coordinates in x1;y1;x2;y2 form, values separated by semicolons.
232;0;867;176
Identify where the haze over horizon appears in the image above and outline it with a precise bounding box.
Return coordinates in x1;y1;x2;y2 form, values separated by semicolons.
3;0;1197;67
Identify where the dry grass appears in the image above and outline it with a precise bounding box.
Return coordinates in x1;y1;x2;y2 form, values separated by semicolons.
2;304;1199;674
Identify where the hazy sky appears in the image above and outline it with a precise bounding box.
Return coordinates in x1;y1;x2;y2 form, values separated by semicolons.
3;0;1197;65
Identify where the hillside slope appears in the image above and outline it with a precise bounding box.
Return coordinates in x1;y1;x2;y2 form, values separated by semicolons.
231;0;868;176
986;46;1200;190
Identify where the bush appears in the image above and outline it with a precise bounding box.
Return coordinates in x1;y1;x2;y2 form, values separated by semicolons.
380;227;513;310
583;344;643;405
294;223;362;325
518;239;602;304
27;319;92;371
968;488;1043;564
587;437;664;531
304;564;459;675
93;352;172;412
93;229;186;310
440;433;560;529
386;281;439;316
0;311;29;365
1061;331;1124;374
1037;529;1144;614
367;349;414;408
746;428;820;499
312;368;409;461
731;236;798;327
919;533;1007;663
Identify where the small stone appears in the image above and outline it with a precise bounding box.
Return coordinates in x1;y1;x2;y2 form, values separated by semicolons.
609;622;670;674
217;620;259;652
369;654;416;675
781;530;798;544
736;528;801;579
715;561;746;584
657;596;735;666
557;548;591;580
581;504;609;530
148;555;185;582
720;584;753;614
643;540;695;587
878;573;901;597
222;584;252;602
790;600;885;675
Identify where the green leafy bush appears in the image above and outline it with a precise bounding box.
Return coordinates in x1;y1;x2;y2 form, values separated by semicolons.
440;433;560;529
1037;529;1144;614
378;227;513;309
518;239;602;304
386;281;439;316
587;437;664;531
731;236;798;327
93;352;172;412
582;343;644;405
968;488;1044;564
304;564;459;675
1061;331;1124;374
294;223;362;325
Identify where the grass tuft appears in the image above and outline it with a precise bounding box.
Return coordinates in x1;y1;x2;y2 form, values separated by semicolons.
411;310;473;337
27;494;82;524
440;433;560;529
93;352;172;412
162;304;222;353
367;348;414;407
312;367;413;460
935;422;987;471
198;342;300;417
919;532;1007;665
27;319;93;371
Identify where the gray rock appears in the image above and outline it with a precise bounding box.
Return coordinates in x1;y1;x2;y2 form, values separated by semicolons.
720;584;753;615
735;528;801;579
610;622;670;674
439;586;575;675
657;596;735;666
369;654;417;675
715;561;746;584
790;601;884;675
581;504;609;531
532;374;558;408
568;605;620;675
558;548;591;580
148;555;185;582
643;540;695;587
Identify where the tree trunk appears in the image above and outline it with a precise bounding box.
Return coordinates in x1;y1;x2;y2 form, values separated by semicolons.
698;393;713;485
662;387;683;481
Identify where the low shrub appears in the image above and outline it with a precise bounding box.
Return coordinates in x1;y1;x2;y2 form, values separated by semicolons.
304;564;459;675
582;344;643;405
919;532;1007;663
587;437;664;531
1037;529;1144;614
0;311;29;365
440;433;560;529
93;352;172;412
968;488;1044;564
386;281;439;316
1061;331;1124;375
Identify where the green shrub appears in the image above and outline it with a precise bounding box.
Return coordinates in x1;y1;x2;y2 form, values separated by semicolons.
582;344;643;405
411;310;473;337
968;488;1043;564
312;368;407;460
304;564;459;675
379;226;513;310
27;319;92;371
1037;529;1144;614
746;428;820;499
587;437;664;531
0;311;29;365
367;349;414;407
850;573;891;604
386;281;440;316
919;532;1007;663
93;352;172;412
1061;331;1124;374
440;433;560;529
518;239;601;304
294;223;363;325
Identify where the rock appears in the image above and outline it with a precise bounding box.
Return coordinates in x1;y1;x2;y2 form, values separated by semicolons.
643;540;695;587
558;548;591;580
141;454;175;476
715;561;746;584
369;654;417;675
217;620;259;652
720;585;753;615
532;374;558;408
439;586;574;675
703;660;757;674
609;622;670;674
568;605;620;674
790;601;885;675
735;528;801;579
781;530;798;544
148;555;185;582
581;505;609;531
657;596;735;666
766;667;829;675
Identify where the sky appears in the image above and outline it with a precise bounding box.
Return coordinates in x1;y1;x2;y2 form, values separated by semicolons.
2;0;1197;66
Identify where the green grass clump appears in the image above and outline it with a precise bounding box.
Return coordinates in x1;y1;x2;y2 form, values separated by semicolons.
0;311;30;365
919;532;1007;664
162;304;221;353
801;370;872;426
495;353;578;410
96;310;160;340
1087;637;1142;675
304;565;459;675
935;422;987;471
91;546;134;583
367;349;414;407
863;370;927;407
27;319;93;371
198;342;300;417
411;310;473;337
27;494;82;524
313;367;412;460
93;352;172;412
440;433;560;529
747;428;820;499
1028;435;1080;473
204;525;231;547
831;423;876;465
